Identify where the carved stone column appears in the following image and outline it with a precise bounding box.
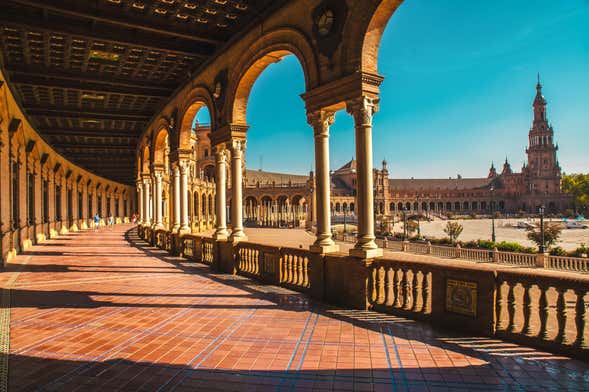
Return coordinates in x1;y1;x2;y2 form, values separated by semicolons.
179;160;190;233
347;96;382;258
171;164;181;231
143;177;151;225
154;171;164;229
213;146;228;240
308;110;338;254
229;140;247;242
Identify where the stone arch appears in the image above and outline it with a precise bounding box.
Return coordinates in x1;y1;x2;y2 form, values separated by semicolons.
178;87;215;151
152;128;169;166
141;145;150;174
342;0;403;74
227;27;319;125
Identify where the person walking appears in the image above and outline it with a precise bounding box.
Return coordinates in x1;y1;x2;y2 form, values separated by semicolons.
108;214;115;228
93;213;101;232
131;213;137;224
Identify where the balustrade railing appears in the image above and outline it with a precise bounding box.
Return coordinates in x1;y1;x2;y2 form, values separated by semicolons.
201;237;214;265
430;245;458;259
496;251;536;267
368;259;432;320
458;247;492;262
548;255;589;272
495;270;588;354
137;225;588;359
279;247;311;292
235;242;262;278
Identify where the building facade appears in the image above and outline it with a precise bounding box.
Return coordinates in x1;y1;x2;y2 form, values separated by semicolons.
189;79;573;227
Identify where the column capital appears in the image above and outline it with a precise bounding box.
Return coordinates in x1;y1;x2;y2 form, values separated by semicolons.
307;110;335;137
346;95;379;124
214;147;228;164
230;139;246;153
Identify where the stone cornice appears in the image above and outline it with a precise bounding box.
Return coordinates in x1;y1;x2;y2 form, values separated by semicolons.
301;71;383;113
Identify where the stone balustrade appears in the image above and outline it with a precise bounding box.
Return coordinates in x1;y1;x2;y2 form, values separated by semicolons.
548;255;589;272
141;227;589;360
342;234;589;273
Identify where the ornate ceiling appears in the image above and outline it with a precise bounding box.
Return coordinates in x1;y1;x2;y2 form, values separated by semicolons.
0;0;281;184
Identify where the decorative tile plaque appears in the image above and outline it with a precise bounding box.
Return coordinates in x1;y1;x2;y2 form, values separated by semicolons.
445;279;477;317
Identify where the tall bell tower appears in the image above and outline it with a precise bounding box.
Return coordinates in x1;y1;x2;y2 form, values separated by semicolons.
524;75;562;194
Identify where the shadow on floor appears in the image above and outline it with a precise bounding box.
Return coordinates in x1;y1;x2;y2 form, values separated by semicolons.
8;353;581;391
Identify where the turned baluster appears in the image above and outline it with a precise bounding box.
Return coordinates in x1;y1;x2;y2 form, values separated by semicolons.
285;254;292;284
538;285;550;341
421;271;430;314
297;256;303;286
495;280;505;332
302;258;309;288
370;266;378;304
403;270;412;310
522;283;533;336
384;267;393;307
573;289;587;349
507;282;516;333
377;266;386;305
555;288;568;344
393;269;402;308
411;270;420;312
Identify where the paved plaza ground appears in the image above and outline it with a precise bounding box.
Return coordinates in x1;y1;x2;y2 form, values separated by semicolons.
1;224;588;391
414;219;589;251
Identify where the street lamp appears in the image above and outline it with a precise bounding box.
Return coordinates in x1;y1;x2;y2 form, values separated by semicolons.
490;185;496;243
343;203;347;234
402;206;408;240
539;204;546;253
416;195;421;240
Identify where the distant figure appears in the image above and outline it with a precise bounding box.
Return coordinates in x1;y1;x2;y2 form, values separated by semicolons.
93;213;101;232
108;214;115;228
131;213;137;224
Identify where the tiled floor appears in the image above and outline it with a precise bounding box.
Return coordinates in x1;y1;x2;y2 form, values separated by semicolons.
2;224;588;391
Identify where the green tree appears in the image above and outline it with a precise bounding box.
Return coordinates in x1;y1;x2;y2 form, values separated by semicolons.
562;173;589;214
526;223;562;251
444;221;463;244
406;219;419;235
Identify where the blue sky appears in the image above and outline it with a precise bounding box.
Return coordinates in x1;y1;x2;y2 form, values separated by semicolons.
211;0;589;178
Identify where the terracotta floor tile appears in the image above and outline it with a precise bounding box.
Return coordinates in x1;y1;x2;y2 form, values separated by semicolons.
3;224;588;391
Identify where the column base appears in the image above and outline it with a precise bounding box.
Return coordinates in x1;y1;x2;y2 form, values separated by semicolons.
59;226;69;235
212;231;228;241
229;233;248;243
154;223;165;230
349;247;383;259
310;243;340;254
178;226;191;235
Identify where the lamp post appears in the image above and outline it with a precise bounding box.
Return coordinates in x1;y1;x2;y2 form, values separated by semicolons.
539;204;546;253
490;185;496;243
416;195;421;240
402;206;408;241
343;203;347;234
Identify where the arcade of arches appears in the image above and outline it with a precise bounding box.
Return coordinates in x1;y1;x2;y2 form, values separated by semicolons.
1;1;588;388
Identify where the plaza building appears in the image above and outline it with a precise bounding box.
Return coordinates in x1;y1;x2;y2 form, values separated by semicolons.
189;79;574;231
0;1;587;389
